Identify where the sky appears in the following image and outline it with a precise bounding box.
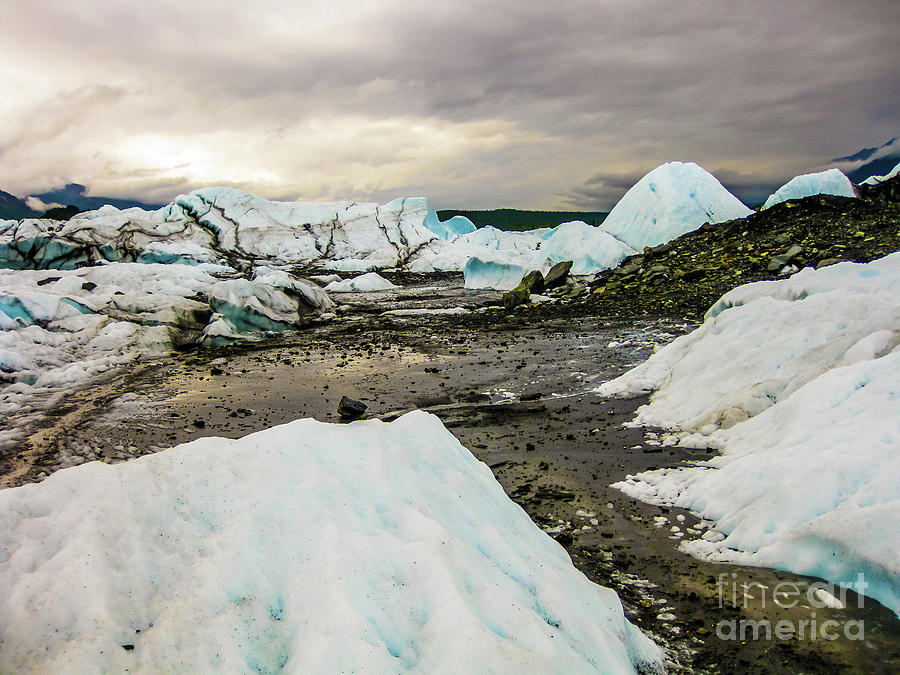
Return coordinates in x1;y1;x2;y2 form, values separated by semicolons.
1;0;898;210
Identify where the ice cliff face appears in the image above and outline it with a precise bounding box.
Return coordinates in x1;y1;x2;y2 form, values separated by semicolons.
0;188;435;273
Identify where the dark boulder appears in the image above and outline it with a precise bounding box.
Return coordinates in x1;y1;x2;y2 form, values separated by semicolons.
543;261;573;289
338;395;367;419
519;269;545;294
502;286;531;310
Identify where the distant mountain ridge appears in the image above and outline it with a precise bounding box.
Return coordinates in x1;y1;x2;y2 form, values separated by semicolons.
31;184;163;212
0;190;40;220
831;137;900;184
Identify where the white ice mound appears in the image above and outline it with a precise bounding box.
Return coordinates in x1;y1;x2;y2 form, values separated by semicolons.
600;162;753;250
540;221;636;275
598;254;900;430
459;221;637;289
0;411;661;673
600;254;900;616
324;272;398;292
762;168;856;209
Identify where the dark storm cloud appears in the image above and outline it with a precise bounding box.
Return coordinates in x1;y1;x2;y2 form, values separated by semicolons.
1;0;898;208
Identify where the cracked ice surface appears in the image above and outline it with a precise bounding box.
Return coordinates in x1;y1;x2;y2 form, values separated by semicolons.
0;189;435;272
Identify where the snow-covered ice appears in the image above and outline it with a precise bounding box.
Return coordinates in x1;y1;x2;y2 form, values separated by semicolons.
599;254;900;616
0;411;661;673
325;272;398;292
3;168;756;293
762;168;856;209
599;162;753;250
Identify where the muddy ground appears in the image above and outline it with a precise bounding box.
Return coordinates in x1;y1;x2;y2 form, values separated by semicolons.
6;283;899;675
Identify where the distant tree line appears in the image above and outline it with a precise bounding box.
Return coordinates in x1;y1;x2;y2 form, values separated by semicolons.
436;208;609;231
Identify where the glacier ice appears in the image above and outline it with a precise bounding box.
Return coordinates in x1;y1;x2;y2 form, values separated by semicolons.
324;272;398;292
2;168;755;292
0;263;334;427
422;210;477;240
599;254;900;616
539;221;636;275
600;162;753;250
762;168;857;209
0;189;435;272
0;411;662;673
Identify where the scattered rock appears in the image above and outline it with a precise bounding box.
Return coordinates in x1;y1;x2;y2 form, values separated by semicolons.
816;257;850;268
767;245;803;271
543;261;573;289
502;286;531;310
337;395;367;419
520;391;543;402
519;270;545;294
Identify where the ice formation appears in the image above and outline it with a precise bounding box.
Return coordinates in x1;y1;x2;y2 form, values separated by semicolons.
0;189;435;272
599;162;753;250
0;263;333;429
324;272;398;292
539;221;636;275
2;168;756;293
0;411;661;673
422;210;477;241
599;254;900;616
762;168;857;209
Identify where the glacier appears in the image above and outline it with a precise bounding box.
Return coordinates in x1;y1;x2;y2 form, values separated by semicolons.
762;168;857;209
599;162;753;250
2;166;754;293
0;189;436;272
0;411;662;673
598;254;900;616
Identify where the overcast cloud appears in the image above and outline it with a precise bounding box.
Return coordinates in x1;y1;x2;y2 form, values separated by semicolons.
1;0;897;209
